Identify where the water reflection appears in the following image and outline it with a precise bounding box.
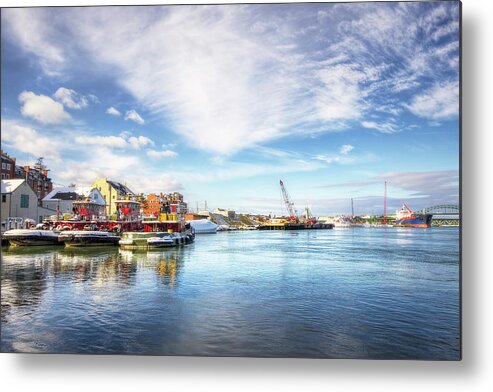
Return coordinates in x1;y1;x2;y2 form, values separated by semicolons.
1;229;460;358
1;247;186;320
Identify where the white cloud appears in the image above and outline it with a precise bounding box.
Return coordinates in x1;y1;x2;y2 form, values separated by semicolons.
339;144;354;154
106;106;121;116
407;81;459;120
1;119;61;161
124;109;145;125
361;120;399;134
314;155;341;164
3;4;459;155
1;8;65;76
128;135;153;149
74;135;128;149
18;90;71;124
147;149;178;158
74;133;154;150
56;146;183;193
53;87;89;109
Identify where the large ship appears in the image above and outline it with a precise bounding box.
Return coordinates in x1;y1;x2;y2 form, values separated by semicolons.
394;203;433;228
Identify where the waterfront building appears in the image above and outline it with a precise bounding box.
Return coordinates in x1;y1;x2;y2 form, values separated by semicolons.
1;150;16;180
184;213;210;221
143;193;161;216
1;179;54;228
91;178;135;215
213;208;237;220
13;158;53;201
42;186;105;216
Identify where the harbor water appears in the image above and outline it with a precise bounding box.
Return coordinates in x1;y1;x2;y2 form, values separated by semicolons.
1;227;460;359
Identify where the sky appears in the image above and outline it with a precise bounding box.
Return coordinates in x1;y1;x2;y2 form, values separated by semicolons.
1;1;460;216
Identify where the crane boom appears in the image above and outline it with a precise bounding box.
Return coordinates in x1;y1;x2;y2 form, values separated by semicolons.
280;180;296;218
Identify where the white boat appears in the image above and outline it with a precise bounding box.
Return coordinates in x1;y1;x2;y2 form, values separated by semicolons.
119;231;193;250
147;236;175;248
3;229;61;247
58;230;120;247
188;219;218;234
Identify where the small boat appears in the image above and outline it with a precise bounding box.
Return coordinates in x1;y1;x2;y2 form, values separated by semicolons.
58;230;120;247
394;203;433;228
120;231;181;250
3;229;61;247
188;219;218;234
147;235;175;248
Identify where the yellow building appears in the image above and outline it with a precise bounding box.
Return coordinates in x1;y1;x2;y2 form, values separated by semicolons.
91;178;136;215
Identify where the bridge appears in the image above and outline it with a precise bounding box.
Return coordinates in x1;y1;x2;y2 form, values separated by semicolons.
421;204;460;216
421;204;460;226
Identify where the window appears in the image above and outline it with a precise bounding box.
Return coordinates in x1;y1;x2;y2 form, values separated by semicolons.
2;194;6;203
1;163;5;169
6;163;11;170
5;174;9;179
1;173;4;179
20;194;29;208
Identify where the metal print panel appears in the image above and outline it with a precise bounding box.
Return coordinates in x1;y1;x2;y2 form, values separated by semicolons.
0;1;461;359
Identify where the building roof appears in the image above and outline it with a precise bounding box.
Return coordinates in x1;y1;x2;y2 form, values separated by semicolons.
42;186;97;201
1;179;26;194
107;180;135;196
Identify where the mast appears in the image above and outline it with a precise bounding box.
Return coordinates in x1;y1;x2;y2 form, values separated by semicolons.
383;180;387;225
351;198;354;217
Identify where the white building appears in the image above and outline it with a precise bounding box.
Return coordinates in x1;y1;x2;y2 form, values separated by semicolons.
213;208;236;220
1;179;54;228
42;186;105;215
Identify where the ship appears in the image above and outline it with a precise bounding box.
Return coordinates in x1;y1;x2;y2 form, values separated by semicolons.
394;203;433;228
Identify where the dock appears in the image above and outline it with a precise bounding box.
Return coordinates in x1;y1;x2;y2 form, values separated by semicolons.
257;222;334;231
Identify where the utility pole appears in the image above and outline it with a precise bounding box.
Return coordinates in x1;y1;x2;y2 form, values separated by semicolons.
383;180;387;225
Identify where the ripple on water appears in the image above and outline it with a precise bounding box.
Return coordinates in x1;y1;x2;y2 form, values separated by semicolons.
1;228;460;358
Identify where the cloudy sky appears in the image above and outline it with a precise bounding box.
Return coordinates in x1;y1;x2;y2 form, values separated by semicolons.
1;1;460;215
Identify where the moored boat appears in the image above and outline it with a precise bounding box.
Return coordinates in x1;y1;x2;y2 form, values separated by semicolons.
58;230;120;247
394;203;433;228
3;229;61;247
119;231;182;249
188;219;218;234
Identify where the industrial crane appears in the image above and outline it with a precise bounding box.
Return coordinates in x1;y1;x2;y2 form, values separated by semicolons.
279;180;298;222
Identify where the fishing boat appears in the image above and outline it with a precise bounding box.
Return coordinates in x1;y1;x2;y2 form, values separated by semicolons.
58;230;120;247
394;203;433;228
121;195;195;249
53;200;143;233
52;200;142;246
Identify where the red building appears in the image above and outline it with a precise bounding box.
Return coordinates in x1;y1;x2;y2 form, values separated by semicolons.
142;192;188;217
143;193;162;217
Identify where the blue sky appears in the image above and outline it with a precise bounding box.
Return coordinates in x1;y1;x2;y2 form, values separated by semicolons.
1;2;460;215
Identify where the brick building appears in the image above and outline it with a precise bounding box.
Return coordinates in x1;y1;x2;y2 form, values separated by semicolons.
14;158;53;201
1;150;16;180
1;151;53;202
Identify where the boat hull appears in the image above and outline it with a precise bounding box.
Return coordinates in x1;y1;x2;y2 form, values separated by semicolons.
120;231;194;250
3;230;61;247
59;231;120;247
395;214;433;228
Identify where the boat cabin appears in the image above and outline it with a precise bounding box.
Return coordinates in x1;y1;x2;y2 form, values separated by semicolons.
115;200;141;222
71;200;106;221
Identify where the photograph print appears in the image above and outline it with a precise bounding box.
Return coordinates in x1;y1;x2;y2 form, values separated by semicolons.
0;1;460;359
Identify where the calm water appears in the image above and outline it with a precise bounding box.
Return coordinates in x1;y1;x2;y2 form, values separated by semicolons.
1;228;460;359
